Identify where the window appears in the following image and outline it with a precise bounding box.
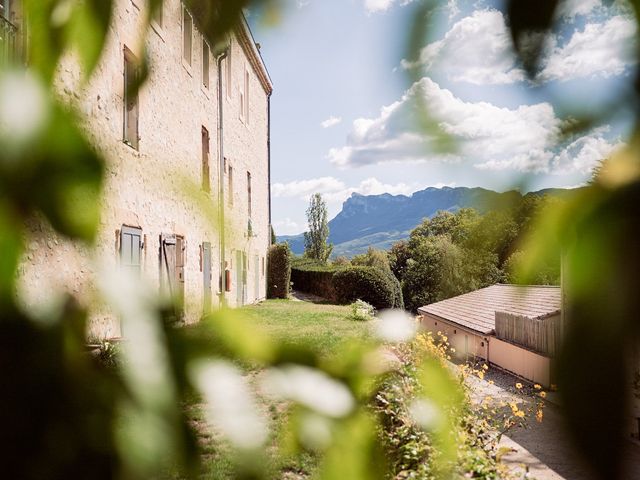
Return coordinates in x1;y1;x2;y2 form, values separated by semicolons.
151;0;163;28
228;165;233;206
182;7;192;66
120;226;142;274
123;48;139;149
225;42;232;98
202;39;210;89
0;0;10;20
243;69;250;122
240;69;249;121
202;126;210;192
247;171;252;218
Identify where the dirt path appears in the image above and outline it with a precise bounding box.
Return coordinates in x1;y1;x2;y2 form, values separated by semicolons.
290;290;328;303
466;367;640;479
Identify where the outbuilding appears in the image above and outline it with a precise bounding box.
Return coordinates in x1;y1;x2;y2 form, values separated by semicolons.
418;284;561;387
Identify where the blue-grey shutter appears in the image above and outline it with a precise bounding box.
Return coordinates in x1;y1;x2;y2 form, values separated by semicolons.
120;226;142;274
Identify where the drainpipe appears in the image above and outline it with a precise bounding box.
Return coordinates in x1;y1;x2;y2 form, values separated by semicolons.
217;46;229;308
267;92;272;245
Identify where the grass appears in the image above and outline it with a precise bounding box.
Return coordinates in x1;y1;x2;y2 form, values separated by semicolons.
236;299;371;356
184;298;372;479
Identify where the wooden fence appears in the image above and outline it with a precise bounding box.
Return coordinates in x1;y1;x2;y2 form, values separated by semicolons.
494;312;561;357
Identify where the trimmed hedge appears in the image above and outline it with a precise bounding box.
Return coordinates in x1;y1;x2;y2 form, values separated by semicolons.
290;258;340;300
332;266;403;310
267;243;291;299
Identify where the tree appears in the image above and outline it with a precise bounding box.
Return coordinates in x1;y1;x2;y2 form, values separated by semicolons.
351;246;392;274
303;193;333;263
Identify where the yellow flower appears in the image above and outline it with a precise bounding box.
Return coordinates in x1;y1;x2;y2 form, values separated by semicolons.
515;410;525;418
515;382;523;389
482;364;489;370
450;348;456;353
536;410;544;422
488;380;494;385
534;384;542;390
477;371;484;380
539;391;547;398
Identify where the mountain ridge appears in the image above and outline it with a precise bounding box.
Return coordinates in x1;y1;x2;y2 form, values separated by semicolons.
277;186;575;257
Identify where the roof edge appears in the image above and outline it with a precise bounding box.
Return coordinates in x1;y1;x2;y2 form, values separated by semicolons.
495;309;561;321
418;309;495;336
235;14;273;96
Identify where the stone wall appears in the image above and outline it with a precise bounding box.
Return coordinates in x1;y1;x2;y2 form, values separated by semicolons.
17;0;272;339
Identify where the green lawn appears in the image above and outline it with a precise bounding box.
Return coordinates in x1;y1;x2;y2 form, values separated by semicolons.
236;299;371;356
186;299;372;479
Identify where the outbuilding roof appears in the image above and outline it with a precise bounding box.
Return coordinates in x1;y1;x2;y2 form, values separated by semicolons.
417;284;561;335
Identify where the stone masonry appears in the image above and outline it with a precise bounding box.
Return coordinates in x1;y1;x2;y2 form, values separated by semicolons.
16;0;273;339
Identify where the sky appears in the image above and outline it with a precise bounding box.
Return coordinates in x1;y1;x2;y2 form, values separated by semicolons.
249;0;637;236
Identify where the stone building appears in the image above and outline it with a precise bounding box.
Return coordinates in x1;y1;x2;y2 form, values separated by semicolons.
4;0;273;339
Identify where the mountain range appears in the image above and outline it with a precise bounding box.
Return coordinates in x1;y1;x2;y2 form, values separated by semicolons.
277;186;573;257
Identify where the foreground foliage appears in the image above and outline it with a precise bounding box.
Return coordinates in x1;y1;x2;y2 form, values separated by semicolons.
1;0;639;479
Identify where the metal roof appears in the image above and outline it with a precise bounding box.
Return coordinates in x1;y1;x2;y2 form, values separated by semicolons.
417;284;561;335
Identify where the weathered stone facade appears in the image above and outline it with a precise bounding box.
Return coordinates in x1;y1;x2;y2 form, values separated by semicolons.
16;0;272;339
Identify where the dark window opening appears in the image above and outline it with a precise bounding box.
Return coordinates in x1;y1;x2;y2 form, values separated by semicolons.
247;171;252;218
202;40;210;89
182;7;192;65
123;48;139;149
152;1;163;27
228;165;233;206
201;126;210;192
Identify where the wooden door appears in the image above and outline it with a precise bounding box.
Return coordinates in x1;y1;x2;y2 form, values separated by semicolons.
160;233;185;320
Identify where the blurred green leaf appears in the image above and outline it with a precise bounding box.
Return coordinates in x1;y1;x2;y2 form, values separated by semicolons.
319;411;385;480
66;0;113;79
0;202;23;305
505;0;560;77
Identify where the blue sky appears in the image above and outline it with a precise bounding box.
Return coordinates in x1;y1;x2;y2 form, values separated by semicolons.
249;0;636;235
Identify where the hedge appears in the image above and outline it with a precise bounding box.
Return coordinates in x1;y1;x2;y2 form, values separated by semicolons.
291;259;340;300
332;266;403;310
267;243;291;299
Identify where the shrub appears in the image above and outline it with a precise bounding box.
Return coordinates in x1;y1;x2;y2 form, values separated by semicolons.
350;299;375;321
291;258;340;300
267;243;291;299
333;266;402;310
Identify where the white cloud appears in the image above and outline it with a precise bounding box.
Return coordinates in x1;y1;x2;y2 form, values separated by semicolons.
401;10;525;85
556;0;603;20
272;175;443;207
272;218;303;236
329;77;622;175
403;5;636;85
551;127;624;175
364;0;414;14
321;116;342;128
323;177;422;204
272;176;345;198
539;15;637;82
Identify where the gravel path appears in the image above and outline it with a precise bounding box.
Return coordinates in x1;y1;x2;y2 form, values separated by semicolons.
466;365;640;480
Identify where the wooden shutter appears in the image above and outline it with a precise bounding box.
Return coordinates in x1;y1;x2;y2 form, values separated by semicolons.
120;226;142;274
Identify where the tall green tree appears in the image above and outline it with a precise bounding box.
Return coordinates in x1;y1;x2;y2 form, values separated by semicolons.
303;193;333;263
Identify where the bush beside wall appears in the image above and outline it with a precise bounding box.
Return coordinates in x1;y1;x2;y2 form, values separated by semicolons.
333;266;403;310
267;243;291;299
290;258;339;300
